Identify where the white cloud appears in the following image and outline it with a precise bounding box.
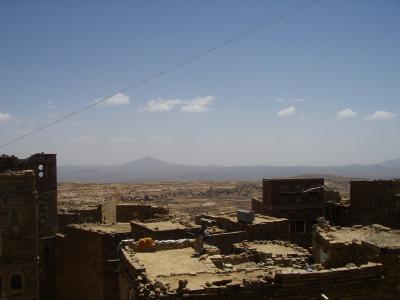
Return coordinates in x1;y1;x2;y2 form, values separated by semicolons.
95;93;130;107
142;96;215;113
276;98;306;103
0;112;12;123
142;99;182;112
337;108;358;119
181;96;215;113
363;110;396;121
277;106;296;117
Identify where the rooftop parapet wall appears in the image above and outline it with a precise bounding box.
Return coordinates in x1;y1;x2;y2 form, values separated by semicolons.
195;212;289;241
130;220;200;240
119;239;384;300
313;220;400;299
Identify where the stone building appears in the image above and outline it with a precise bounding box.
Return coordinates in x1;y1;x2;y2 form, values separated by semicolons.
57;205;102;232
195;212;289;253
130;220;200;241
252;178;324;246
0;171;39;299
349;180;400;228
313;221;400;299
116;203;169;223
55;223;133;300
119;239;384;299
0;153;58;300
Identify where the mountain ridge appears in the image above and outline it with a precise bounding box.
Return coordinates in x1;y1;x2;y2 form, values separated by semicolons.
58;156;400;183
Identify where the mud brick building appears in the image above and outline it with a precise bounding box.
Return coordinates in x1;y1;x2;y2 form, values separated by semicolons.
195;212;289;253
55;223;133;300
349;180;400;228
0;171;39;299
119;239;384;300
116;203;169;223
58;205;102;232
0;153;57;300
252;178;324;247
130;220;200;241
313;221;400;299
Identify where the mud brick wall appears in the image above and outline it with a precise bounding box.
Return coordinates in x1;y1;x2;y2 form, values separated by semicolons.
55;226;133;300
324;201;351;226
0;171;39;300
0;153;57;236
101;198;116;223
116;204;169;223
130;222;194;240
350;180;400;228
361;240;400;300
197;214;289;242
312;232;369;268
251;198;266;214
58;206;102;232
206;231;247;254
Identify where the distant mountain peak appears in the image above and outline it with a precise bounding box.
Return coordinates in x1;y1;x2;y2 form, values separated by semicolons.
135;156;165;163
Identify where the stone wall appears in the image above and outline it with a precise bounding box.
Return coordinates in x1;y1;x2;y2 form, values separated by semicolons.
55;225;133;300
130;222;195;241
196;214;289;242
0;171;39;300
313;221;400;299
119;241;384;300
350;180;400;228
58;206;102;232
116;204;168;223
206;231;247;254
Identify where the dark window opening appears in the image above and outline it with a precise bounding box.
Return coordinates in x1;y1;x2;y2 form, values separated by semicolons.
11;274;23;291
9;209;21;226
295;221;305;233
0;274;3;295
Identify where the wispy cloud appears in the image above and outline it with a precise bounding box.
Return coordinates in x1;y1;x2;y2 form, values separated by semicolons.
142;99;182;112
277;106;296;117
276;98;306;103
142;96;215;113
363;110;396;121
94;93;130;107
337;108;358;119
181;96;214;113
0;112;13;123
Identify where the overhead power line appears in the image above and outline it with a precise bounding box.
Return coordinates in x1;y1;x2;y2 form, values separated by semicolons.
0;0;320;149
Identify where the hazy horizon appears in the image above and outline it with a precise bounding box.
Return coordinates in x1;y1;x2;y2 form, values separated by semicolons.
1;1;399;166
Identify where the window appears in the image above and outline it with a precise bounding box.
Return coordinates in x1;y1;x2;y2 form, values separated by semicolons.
9;208;21;226
10;274;23;295
295;220;306;233
38;202;48;224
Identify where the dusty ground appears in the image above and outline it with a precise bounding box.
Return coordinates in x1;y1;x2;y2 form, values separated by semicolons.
58;176;351;217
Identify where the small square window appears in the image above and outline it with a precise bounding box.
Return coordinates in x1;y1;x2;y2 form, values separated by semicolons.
295;221;305;233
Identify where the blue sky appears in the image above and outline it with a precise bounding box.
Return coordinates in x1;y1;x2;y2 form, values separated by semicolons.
0;0;399;166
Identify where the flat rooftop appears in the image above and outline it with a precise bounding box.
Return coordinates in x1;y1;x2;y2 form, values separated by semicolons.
244;241;309;257
322;225;400;249
123;244;273;291
220;212;287;224
68;222;131;234
132;220;194;231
